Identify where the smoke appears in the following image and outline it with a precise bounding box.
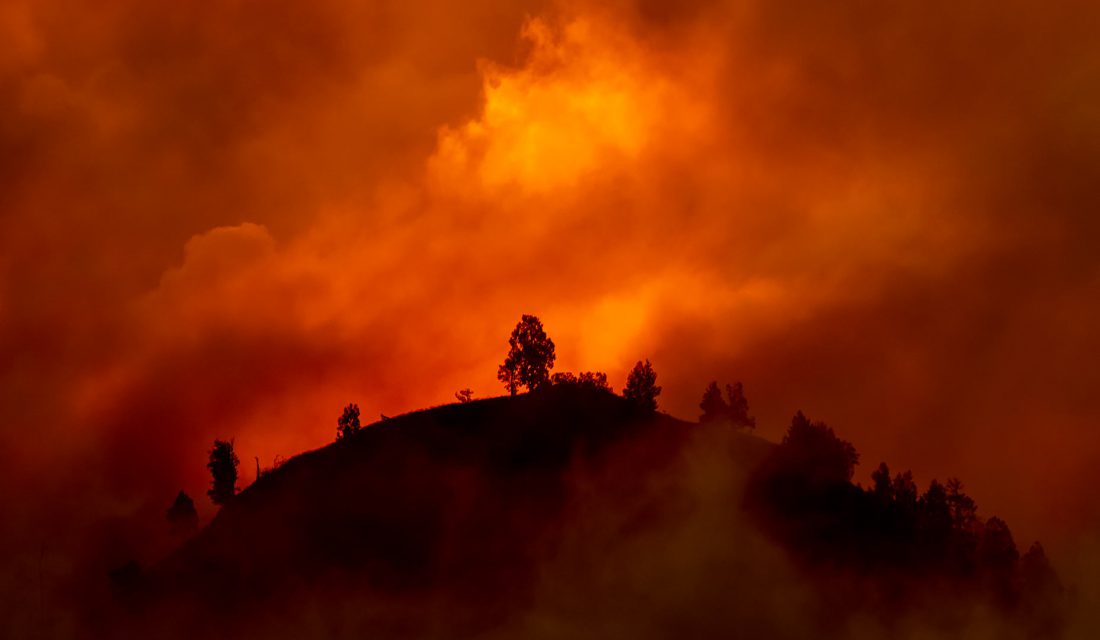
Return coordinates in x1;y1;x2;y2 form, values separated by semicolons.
1;0;1098;636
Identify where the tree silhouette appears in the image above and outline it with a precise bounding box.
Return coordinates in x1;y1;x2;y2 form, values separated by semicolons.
871;462;893;502
979;516;1020;605
623;359;661;412
779;411;859;486
892;470;917;507
946;477;978;532
979;517;1019;572
725;382;756;430
1021;542;1062;603
699;381;727;423
337;403;362;440
166;490;198;535
207;439;239;506
497;314;556;395
455;388;473;403
919;480;953;548
699;381;756;429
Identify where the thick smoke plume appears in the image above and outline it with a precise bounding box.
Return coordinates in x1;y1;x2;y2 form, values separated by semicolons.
1;0;1098;636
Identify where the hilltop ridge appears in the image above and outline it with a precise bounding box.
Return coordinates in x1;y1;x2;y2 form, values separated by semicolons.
147;385;769;609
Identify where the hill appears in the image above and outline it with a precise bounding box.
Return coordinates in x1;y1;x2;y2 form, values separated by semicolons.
105;385;1065;639
117;385;769;636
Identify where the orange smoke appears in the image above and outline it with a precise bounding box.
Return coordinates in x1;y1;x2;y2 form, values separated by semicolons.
1;1;1099;619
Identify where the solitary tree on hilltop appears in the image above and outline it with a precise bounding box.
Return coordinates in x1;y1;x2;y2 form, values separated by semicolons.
337;403;361;440
624;359;661;411
497;314;556;395
166;490;198;535
207;439;239;506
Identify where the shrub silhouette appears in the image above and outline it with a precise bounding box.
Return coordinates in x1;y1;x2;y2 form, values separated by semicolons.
455;388;473;403
550;372;576;386
551;370;611;391
623;359;661;411
337;403;362;440
166;490;198;535
497;314;556;395
577;371;610;391
206;439;239;506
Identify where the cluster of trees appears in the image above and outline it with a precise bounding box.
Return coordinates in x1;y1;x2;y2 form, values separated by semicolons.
747;411;1063;626
495;314;662;412
165;438;240;535
699;381;756;430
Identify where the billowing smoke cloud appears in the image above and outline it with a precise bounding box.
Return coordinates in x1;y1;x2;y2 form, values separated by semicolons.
1;0;1098;635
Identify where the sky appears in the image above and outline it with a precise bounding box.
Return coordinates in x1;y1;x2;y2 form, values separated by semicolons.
1;0;1099;616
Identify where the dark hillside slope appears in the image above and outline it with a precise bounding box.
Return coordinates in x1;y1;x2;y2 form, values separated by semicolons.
107;388;1064;639
145;385;770;614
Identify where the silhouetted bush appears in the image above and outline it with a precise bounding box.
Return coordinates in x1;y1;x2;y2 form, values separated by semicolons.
623;359;661;412
207;439;239;506
497;314;556;395
337;403;362;440
455;388;473;403
551;370;611;391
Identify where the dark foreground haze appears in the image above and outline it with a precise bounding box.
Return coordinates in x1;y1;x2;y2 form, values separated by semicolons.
1;0;1099;637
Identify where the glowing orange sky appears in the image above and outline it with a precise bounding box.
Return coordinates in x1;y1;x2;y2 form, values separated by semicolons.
2;0;1099;584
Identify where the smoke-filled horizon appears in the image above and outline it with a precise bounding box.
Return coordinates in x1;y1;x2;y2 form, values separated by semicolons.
2;0;1099;632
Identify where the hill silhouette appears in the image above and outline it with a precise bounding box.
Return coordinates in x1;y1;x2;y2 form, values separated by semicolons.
106;384;1064;639
111;385;766;634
